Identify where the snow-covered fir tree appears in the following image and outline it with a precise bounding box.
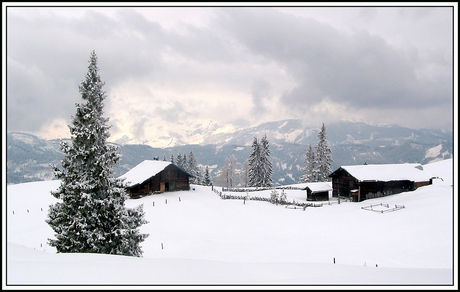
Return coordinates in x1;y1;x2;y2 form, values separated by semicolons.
240;160;250;188
46;51;149;257
300;143;318;183
315;123;333;182
216;155;239;188
182;154;187;171
170;154;174;164
188;150;201;184
279;189;287;204
248;137;262;187
176;152;184;169
270;188;279;204
259;134;273;187
248;135;273;187
203;165;212;186
195;166;204;185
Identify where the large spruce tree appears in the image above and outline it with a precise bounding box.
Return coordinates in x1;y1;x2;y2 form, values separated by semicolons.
46;50;149;257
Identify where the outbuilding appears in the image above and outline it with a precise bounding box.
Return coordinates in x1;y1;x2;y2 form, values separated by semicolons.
328;163;433;202
304;182;333;201
119;160;193;198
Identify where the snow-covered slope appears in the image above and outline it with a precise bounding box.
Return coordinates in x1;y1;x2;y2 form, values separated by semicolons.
4;159;456;287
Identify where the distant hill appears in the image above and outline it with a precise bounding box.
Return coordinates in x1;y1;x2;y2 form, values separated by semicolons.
6;120;453;185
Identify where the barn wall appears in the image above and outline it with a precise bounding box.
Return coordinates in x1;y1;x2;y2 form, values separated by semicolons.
330;168;432;202
330;169;358;198
359;180;413;201
127;164;191;198
163;164;190;191
307;191;329;201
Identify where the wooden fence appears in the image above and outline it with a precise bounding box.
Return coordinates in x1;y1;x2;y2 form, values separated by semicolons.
213;187;323;208
361;203;405;213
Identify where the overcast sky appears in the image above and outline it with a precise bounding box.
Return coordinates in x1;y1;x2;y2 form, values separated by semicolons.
4;4;456;143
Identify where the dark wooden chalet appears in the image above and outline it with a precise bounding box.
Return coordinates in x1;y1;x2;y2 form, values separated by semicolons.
328;163;433;202
119;160;193;198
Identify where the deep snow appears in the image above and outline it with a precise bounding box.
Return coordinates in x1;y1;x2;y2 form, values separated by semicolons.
3;159;456;288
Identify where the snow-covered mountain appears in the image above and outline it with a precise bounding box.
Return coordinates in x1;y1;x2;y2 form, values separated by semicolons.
111;120;242;148
6;120;453;185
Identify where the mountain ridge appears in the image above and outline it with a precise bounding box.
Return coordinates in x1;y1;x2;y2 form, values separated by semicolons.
6;120;453;185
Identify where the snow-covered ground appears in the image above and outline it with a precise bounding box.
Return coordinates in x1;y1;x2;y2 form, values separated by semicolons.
4;159;456;288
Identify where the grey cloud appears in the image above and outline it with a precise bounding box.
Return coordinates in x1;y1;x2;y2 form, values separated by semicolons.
6;6;454;139
131;116;149;140
6;55;80;133
165;23;238;64
6;9;166;134
250;78;271;116
216;8;453;113
154;101;194;123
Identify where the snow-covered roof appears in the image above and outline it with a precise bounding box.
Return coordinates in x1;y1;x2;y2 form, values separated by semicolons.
304;182;333;193
333;163;433;182
118;160;173;187
281;182;332;192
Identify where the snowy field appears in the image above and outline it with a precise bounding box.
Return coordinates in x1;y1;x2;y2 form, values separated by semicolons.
4;159;456;289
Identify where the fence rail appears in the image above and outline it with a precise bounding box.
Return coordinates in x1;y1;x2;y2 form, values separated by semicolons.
220;186;304;192
362;203;405;213
213;187;323;208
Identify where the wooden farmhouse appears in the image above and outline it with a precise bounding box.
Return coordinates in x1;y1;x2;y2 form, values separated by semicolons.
328;163;433;202
304;182;333;201
119;160;193;198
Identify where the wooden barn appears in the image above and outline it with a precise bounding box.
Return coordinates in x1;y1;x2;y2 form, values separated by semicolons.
328;163;433;202
304;182;333;201
119;160;193;198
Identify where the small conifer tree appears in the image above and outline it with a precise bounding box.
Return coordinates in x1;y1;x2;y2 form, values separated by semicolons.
315;123;333;182
279;189;287;204
248;137;262;187
300;143;317;183
203;166;212;186
270;188;279;204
